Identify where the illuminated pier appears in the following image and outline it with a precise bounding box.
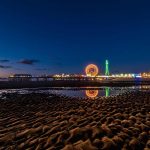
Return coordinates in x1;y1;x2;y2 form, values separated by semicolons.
8;73;150;82
7;61;150;82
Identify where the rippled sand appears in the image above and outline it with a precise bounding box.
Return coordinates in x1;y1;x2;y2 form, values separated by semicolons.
0;91;150;150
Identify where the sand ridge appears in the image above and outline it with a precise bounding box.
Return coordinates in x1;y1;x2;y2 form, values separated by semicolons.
0;91;150;149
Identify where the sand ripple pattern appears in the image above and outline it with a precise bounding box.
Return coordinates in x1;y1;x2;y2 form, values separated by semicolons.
0;91;150;150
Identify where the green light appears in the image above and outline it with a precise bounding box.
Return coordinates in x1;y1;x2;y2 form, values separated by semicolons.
105;87;110;97
105;59;109;76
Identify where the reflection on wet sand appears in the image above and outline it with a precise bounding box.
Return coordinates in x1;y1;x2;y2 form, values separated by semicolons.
139;85;150;90
105;87;110;97
85;90;99;98
85;88;110;98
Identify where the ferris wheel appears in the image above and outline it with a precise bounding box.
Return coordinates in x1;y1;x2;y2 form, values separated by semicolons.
85;64;99;77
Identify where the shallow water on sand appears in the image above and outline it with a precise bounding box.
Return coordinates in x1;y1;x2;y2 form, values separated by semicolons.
0;85;150;99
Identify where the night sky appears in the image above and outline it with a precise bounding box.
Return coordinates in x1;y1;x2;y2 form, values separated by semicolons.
0;0;150;77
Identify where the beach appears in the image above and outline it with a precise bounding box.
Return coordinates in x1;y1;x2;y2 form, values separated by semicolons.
0;91;150;150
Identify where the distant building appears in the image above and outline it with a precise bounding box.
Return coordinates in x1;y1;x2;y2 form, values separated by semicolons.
141;72;150;78
9;74;32;81
111;73;141;78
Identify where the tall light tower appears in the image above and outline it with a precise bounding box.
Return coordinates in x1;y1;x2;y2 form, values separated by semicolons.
105;59;109;76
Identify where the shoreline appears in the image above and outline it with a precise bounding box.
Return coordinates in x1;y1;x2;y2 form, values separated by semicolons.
0;80;150;89
0;91;150;149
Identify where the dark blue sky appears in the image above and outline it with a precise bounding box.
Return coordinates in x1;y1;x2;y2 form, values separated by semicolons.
0;0;150;76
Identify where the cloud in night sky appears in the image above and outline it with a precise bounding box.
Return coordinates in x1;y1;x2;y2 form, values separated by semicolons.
0;65;12;69
18;59;39;65
0;59;10;63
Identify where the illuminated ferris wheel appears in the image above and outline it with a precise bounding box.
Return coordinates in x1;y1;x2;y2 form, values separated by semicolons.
85;64;99;77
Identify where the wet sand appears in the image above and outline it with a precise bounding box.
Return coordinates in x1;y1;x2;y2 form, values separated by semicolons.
0;91;150;150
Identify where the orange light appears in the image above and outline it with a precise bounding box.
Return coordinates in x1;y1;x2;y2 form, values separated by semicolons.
85;90;99;98
85;64;99;77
